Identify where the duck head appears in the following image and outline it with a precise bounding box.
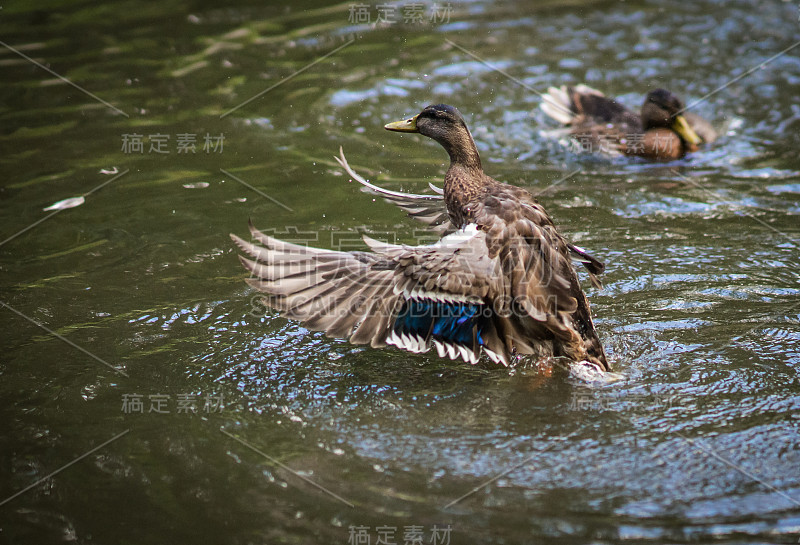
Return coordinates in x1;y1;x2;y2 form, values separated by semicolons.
641;89;702;146
385;104;482;170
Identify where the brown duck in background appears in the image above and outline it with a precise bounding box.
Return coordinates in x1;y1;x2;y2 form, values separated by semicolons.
541;85;717;160
232;104;608;371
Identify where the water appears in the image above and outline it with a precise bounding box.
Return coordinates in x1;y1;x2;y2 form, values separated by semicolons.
2;1;799;543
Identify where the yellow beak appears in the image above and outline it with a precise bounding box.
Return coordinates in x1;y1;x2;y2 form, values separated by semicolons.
384;114;420;133
671;115;702;146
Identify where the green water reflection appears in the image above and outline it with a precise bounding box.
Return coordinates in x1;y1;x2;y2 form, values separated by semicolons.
1;1;799;543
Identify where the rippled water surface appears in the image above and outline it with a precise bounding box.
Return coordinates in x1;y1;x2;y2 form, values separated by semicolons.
2;1;799;543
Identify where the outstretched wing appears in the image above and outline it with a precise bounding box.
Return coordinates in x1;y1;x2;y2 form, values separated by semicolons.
232;220;399;347
335;147;454;235
232;221;510;365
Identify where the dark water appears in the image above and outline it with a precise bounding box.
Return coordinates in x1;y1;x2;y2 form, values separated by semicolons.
2;1;799;543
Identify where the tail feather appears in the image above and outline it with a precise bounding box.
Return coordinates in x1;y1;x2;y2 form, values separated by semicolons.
540;84;611;126
540;86;577;125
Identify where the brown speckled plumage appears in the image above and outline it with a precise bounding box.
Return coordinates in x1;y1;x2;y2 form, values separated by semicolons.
232;104;608;371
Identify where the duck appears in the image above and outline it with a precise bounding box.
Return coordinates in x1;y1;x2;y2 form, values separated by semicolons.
541;85;717;160
231;104;609;371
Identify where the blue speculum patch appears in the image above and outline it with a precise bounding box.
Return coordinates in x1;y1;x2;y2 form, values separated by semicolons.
393;298;485;346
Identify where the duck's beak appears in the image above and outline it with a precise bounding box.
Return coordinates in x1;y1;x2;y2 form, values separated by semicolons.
671;115;702;146
385;114;420;133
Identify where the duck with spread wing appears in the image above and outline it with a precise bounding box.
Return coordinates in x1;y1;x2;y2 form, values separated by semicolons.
231;104;609;371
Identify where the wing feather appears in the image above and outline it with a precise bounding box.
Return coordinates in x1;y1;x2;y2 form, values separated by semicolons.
335;147;454;234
